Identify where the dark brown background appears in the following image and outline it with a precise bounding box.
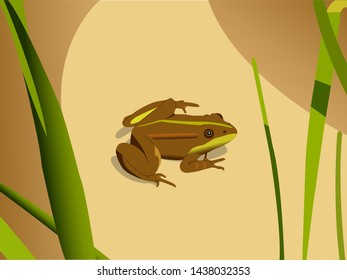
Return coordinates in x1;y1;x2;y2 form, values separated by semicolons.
0;0;346;259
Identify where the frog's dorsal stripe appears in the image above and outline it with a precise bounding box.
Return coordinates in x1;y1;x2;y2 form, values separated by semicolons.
138;119;233;128
130;108;157;125
188;134;236;154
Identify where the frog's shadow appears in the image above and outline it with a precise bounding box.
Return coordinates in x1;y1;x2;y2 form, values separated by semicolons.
115;127;132;138
112;126;228;185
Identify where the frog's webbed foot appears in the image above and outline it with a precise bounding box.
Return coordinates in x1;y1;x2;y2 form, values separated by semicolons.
175;100;199;113
148;173;176;188
180;154;225;172
192;158;225;171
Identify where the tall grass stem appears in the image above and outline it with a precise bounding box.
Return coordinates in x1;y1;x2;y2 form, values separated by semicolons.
335;131;345;259
252;58;284;260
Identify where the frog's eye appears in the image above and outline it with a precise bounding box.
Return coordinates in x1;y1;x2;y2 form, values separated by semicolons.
204;129;214;138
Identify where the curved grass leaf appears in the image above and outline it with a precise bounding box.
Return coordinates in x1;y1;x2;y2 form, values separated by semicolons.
0;182;109;260
302;2;342;259
0;0;46;134
313;0;347;94
10;0;25;26
252;58;284;260
0;0;95;259
0;218;35;260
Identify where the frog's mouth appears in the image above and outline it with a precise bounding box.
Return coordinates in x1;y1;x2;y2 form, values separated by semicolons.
188;133;237;154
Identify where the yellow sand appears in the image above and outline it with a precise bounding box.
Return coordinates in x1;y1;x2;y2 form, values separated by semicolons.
61;0;347;259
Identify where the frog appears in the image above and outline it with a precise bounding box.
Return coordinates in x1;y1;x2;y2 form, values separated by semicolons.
116;98;237;187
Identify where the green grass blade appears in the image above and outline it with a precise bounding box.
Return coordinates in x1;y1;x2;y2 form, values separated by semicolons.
335;131;345;259
0;0;95;259
252;60;269;126
0;183;57;233
0;218;35;259
0;0;46;134
95;248;109;260
10;0;25;27
252;58;285;260
0;182;109;260
302;4;341;260
313;0;347;94
303;108;327;259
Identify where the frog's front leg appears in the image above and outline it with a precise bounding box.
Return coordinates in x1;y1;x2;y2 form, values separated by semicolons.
180;153;225;173
116;131;176;187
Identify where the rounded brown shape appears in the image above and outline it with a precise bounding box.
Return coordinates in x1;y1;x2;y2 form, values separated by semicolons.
209;0;347;133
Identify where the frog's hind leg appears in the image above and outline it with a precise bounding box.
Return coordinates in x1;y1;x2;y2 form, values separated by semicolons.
116;143;176;187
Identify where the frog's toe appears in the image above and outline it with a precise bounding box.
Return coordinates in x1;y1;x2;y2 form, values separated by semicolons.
213;165;225;171
211;158;225;164
176;100;199;113
207;158;225;170
160;179;176;188
149;173;176;188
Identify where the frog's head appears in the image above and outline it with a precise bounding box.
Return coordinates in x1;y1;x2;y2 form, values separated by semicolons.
188;113;237;154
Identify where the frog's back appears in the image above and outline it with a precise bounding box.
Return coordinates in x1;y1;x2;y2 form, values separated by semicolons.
135;119;202;159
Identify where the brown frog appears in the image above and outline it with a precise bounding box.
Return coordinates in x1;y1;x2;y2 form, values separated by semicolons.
116;98;237;187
